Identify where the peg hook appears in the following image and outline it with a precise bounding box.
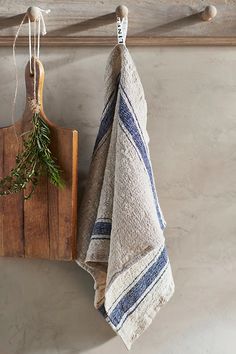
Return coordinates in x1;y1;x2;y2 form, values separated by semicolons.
116;5;129;19
201;5;217;21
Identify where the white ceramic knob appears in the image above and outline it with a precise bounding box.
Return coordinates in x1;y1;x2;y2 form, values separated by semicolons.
27;6;41;21
116;5;129;19
201;5;217;21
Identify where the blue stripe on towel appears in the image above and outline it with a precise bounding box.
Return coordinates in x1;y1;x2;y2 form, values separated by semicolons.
120;84;148;153
106;249;161;312
93;75;120;153
99;303;107;318
119;93;166;230
91;236;110;240
91;221;112;240
93;93;116;153
107;246;168;329
92;221;112;235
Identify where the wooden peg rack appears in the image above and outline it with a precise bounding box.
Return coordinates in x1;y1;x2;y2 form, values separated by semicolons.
0;1;236;47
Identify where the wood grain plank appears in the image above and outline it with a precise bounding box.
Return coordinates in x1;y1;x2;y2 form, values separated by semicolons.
2;36;236;47
1;1;236;46
71;131;78;259
57;128;74;260
0;1;236;36
24;174;50;259
48;126;78;260
2;127;24;257
0;129;3;256
48;182;59;260
48;126;59;260
23;62;50;259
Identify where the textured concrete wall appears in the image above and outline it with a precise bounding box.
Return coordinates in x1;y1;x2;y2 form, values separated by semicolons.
0;47;235;354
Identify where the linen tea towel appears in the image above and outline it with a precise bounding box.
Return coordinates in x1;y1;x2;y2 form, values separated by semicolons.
77;44;175;349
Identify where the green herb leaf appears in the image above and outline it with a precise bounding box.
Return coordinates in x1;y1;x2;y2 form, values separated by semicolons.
0;112;65;199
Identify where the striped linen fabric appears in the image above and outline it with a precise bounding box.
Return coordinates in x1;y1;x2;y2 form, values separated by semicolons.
76;44;174;349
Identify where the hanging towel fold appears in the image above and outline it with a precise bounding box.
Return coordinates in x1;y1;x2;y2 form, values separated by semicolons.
77;44;175;349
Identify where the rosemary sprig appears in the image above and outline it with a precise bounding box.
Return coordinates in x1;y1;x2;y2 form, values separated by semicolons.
0;112;65;199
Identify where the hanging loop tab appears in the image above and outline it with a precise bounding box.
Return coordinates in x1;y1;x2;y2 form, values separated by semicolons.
116;5;128;45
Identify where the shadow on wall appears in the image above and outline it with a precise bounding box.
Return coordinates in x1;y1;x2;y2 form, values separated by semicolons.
0;258;115;353
0;47;114;352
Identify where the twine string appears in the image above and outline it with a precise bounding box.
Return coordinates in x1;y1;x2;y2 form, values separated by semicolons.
12;12;28;146
11;8;50;146
33;19;37;103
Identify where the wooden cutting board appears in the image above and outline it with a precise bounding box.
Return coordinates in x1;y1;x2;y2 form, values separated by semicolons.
0;59;78;261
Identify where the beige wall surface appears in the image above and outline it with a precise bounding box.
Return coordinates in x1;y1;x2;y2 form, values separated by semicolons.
0;46;235;354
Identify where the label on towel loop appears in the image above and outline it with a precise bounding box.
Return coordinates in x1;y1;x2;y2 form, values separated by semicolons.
116;17;128;45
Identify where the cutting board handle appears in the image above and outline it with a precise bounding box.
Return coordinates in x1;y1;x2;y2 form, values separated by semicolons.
24;57;46;120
